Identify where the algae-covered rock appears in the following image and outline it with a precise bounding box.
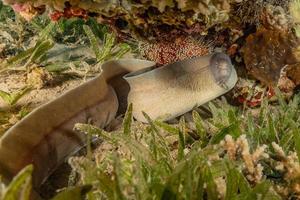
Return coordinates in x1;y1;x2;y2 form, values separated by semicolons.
3;0;300;93
0;0;255;41
242;29;300;87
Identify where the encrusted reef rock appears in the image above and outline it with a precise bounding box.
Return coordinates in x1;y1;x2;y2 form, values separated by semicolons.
241;0;300;94
3;0;300;94
287;64;300;86
242;29;300;88
1;0;271;41
139;36;212;65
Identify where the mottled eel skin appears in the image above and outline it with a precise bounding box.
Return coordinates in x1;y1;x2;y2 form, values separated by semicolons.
0;54;237;198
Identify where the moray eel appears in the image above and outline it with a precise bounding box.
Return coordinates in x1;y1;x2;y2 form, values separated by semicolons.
0;53;237;197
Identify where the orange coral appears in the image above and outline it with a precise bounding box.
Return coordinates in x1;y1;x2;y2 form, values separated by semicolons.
50;6;88;21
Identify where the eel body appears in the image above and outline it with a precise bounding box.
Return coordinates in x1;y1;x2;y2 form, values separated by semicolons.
125;53;237;122
0;59;155;187
0;53;237;196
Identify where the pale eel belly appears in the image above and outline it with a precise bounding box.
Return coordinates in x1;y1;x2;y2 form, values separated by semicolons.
0;53;237;197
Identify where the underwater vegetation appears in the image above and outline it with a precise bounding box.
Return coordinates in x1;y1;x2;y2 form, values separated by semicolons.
3;95;298;199
68;96;300;199
0;0;300;199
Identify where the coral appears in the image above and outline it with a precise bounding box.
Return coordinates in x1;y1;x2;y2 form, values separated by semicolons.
277;66;297;96
2;0;240;41
272;142;300;198
260;4;291;31
214;176;226;199
290;0;300;24
235;0;290;25
139;36;212;65
233;78;276;107
220;135;300;197
220;134;269;184
235;0;266;24
290;0;300;37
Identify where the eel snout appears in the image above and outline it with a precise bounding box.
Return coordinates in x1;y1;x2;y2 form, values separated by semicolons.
209;52;234;88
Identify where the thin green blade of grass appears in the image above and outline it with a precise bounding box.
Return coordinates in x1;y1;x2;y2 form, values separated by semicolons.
2;21;56;71
178;117;186;161
135;157;169;199
94;170;116;199
74;123;113;142
279;129;294;151
0;87;31;106
292;120;300;160
24;39;55;67
5;47;35;66
83;25;102;60
246;113;255;139
182;162;193;200
4;39;54;71
120;134;156;164
0;90;11;105
210;124;236;145
98;33;115;62
143;112;174;163
203;164;218;200
45;62;71;72
149;127;159;161
122;103;133;136
227;109;241;138
196;170;205;200
246;181;280;200
9;87;32;106
2;165;33;200
112;43;131;59
86;18;107;40
38;22;56;41
19;178;31;200
208;102;220;122
267;115;276;142
258;99;268;125
225;163;242;200
236;172;251;196
161;185;177;200
154;121;179;135
142;112;160;137
192;110;206;140
51;185;92;200
113;156;126;200
69;159;99;200
275;88;288;110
